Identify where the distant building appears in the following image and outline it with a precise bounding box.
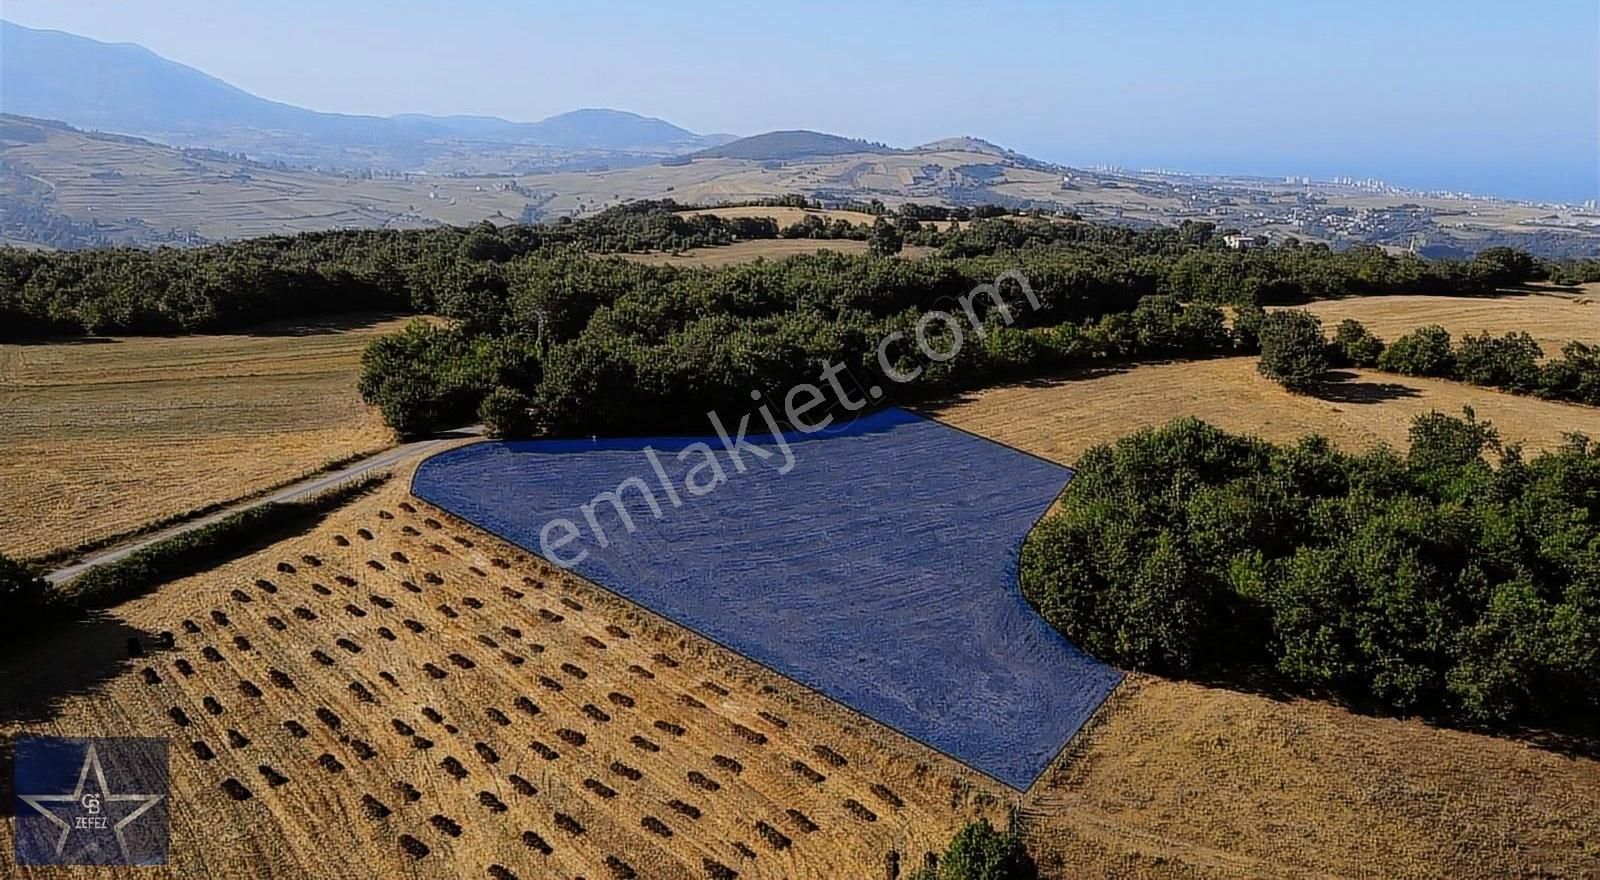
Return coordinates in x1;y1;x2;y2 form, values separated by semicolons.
1223;233;1257;250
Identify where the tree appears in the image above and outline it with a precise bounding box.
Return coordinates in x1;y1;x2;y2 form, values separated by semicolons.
1332;318;1384;367
869;219;904;256
911;819;1038;880
1256;310;1328;390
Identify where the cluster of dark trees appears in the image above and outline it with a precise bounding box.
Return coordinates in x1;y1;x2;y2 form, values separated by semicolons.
1256;310;1600;407
360;244;1268;438
0;201;778;337
1020;411;1600;732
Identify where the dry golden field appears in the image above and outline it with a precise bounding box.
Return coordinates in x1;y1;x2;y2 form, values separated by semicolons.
1289;290;1600;354
4;454;1596;878
0;316;403;560
928;355;1600;465
1019;676;1600;879
0;472;1005;880
616;238;937;267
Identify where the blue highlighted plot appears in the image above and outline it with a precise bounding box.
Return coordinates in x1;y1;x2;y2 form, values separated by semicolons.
413;407;1122;789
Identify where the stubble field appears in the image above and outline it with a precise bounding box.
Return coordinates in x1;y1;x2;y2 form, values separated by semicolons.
929;355;1600;466
0;472;1006;879
0;316;402;560
1288;289;1600;354
615;238;936;267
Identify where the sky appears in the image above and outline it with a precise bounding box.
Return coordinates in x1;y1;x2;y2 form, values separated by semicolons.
4;0;1596;203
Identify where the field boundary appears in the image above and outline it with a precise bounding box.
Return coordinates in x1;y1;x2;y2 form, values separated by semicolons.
408;408;1124;793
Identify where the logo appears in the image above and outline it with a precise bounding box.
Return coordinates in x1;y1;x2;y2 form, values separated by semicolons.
13;737;169;866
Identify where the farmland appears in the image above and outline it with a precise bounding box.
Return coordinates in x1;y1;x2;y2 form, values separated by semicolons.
0;471;1007;879
0;316;402;560
1288;288;1600;353
928;354;1600;465
1020;676;1600;879
616;238;936;267
411;408;1123;790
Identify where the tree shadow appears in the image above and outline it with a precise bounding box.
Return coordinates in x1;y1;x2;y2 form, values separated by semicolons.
237;311;408;337
2;335;118;347
0;612;165;817
1310;370;1422;404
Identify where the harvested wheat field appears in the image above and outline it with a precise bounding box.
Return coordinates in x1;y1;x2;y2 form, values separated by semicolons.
615;238;935;267
1288;290;1600;353
0;316;404;560
929;356;1600;465
0;470;1006;879
1018;676;1600;879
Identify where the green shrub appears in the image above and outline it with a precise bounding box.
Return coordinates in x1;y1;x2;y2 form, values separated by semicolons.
479;386;537;439
1256;310;1329;390
1378;325;1454;376
1540;341;1600;405
1230;303;1267;352
1331;318;1385;367
1454;331;1542;392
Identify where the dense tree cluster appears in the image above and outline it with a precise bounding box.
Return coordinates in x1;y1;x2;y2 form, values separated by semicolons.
4;201;1561;342
350;222;1551;437
1020;412;1600;731
0;201;777;338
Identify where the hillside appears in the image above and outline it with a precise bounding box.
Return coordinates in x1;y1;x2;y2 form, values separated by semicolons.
690;130;896;161
5;112;1595;257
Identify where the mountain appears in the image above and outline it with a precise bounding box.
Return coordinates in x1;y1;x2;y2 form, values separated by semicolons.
392;109;736;152
690;130;897;161
0;20;726;168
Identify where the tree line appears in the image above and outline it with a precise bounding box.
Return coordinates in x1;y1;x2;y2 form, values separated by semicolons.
1257;310;1600;406
2;197;1571;342
351;226;1553;438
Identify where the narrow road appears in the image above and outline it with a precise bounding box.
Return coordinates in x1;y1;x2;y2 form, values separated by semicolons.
46;429;482;585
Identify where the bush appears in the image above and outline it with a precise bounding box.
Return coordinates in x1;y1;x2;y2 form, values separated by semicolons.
479;386;537;439
1230;303;1267;352
1540;341;1600;405
1378;325;1454;376
910;819;1038;880
1256;310;1328;390
1454;331;1542;392
1331;318;1385;367
1020;411;1600;732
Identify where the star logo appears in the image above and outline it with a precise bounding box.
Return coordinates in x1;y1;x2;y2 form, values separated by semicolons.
14;737;169;866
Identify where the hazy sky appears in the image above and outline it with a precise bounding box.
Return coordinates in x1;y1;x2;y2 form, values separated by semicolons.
5;0;1596;202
